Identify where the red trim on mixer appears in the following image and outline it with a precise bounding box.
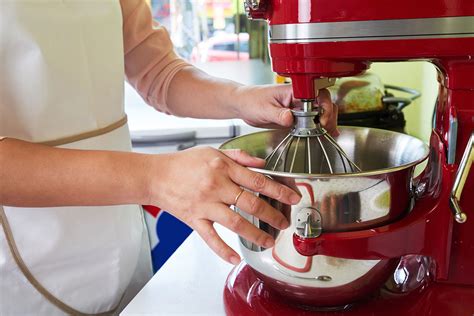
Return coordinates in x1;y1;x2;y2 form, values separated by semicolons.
272;246;312;273
296;183;315;205
271;182;315;273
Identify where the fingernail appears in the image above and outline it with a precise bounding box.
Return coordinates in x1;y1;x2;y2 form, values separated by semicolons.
230;256;241;265
264;238;275;248
290;194;301;204
279;218;290;230
281;109;293;125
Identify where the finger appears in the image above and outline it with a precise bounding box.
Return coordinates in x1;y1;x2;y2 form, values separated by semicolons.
246;120;292;129
317;88;332;106
317;90;339;137
262;85;294;127
222;149;265;168
228;165;301;205
317;89;334;123
227;188;289;230
322;103;339;137
194;219;241;265
273;84;294;108
261;105;293;128
246;85;294;128
210;203;276;249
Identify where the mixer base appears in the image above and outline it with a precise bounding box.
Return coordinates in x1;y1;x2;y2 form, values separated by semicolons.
223;263;474;316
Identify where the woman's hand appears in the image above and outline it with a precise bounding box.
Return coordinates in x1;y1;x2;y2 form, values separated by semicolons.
148;147;301;265
233;84;339;136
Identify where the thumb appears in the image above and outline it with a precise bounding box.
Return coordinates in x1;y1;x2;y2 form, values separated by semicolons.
264;84;294;127
265;106;293;127
222;149;266;168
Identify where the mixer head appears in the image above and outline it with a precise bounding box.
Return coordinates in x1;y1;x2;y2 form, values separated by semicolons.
264;100;361;174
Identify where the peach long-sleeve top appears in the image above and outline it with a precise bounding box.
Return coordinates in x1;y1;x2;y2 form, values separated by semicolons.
120;0;189;114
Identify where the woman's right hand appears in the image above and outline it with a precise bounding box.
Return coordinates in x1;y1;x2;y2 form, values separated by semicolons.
148;146;301;265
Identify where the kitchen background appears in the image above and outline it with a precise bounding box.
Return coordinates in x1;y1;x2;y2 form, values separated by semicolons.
129;0;439;272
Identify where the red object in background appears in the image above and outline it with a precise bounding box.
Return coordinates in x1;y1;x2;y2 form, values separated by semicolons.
143;205;161;218
225;1;474;314
190;33;249;63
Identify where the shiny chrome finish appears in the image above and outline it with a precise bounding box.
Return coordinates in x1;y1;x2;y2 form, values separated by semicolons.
382;84;421;111
264;102;361;174
448;114;458;165
450;132;473;224
246;0;260;10
244;0;260;17
269;17;474;43
295;207;322;238
220;127;429;304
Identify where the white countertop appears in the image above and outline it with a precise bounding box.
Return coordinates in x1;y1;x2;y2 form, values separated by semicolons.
121;225;240;316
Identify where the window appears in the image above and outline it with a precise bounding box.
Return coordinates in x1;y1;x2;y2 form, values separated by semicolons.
149;0;249;63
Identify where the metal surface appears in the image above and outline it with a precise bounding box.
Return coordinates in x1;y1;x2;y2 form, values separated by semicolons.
222;126;428;178
450;132;473;224
447;112;458;165
382;84;421;111
313;77;337;92
264;103;361;174
269;17;474;43
224;263;474;315
246;0;474;23
245;0;260;10
239;1;474;313
295;207;322;238
220;126;428;306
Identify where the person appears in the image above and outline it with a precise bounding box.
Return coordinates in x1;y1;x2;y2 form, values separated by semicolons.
0;0;338;315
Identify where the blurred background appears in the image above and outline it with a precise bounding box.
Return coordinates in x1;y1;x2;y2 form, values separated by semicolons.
136;0;437;143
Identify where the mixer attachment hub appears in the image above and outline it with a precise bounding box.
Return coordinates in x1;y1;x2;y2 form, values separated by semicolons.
296;207;322;238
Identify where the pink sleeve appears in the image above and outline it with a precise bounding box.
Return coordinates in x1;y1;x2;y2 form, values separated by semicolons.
120;0;189;114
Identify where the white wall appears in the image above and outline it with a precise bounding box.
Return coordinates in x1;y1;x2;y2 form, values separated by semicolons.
370;62;438;143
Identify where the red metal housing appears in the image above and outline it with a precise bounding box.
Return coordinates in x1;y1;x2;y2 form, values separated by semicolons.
226;1;474;314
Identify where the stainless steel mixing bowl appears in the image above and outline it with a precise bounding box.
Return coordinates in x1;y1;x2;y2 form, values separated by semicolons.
219;126;429;308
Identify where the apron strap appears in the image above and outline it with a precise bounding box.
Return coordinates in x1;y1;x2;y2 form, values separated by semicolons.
0;116;129;315
0;207;125;316
38;115;128;147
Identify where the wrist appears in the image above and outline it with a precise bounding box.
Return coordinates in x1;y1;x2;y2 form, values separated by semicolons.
229;85;251;120
142;153;172;207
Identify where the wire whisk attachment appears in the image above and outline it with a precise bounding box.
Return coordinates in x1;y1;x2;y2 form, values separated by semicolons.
265;101;362;174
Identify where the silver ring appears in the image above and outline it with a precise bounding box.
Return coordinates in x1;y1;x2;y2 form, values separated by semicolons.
234;188;245;206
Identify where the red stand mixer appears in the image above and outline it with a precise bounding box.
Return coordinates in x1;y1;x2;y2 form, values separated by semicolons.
222;1;474;315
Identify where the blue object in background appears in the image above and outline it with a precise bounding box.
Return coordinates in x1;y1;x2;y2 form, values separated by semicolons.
143;206;193;272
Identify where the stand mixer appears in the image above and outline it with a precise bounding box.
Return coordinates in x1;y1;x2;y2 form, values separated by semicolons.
221;1;474;315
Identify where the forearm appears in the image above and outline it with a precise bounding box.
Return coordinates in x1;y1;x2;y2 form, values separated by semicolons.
0;138;158;207
165;66;243;119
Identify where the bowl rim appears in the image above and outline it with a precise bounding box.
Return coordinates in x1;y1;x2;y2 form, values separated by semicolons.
219;126;430;178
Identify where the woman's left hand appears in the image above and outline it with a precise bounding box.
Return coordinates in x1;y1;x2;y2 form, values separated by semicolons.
233;84;339;137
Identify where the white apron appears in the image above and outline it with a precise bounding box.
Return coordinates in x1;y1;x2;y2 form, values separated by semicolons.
0;1;152;315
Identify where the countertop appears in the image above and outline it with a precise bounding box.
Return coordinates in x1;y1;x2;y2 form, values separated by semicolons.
120;225;239;316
